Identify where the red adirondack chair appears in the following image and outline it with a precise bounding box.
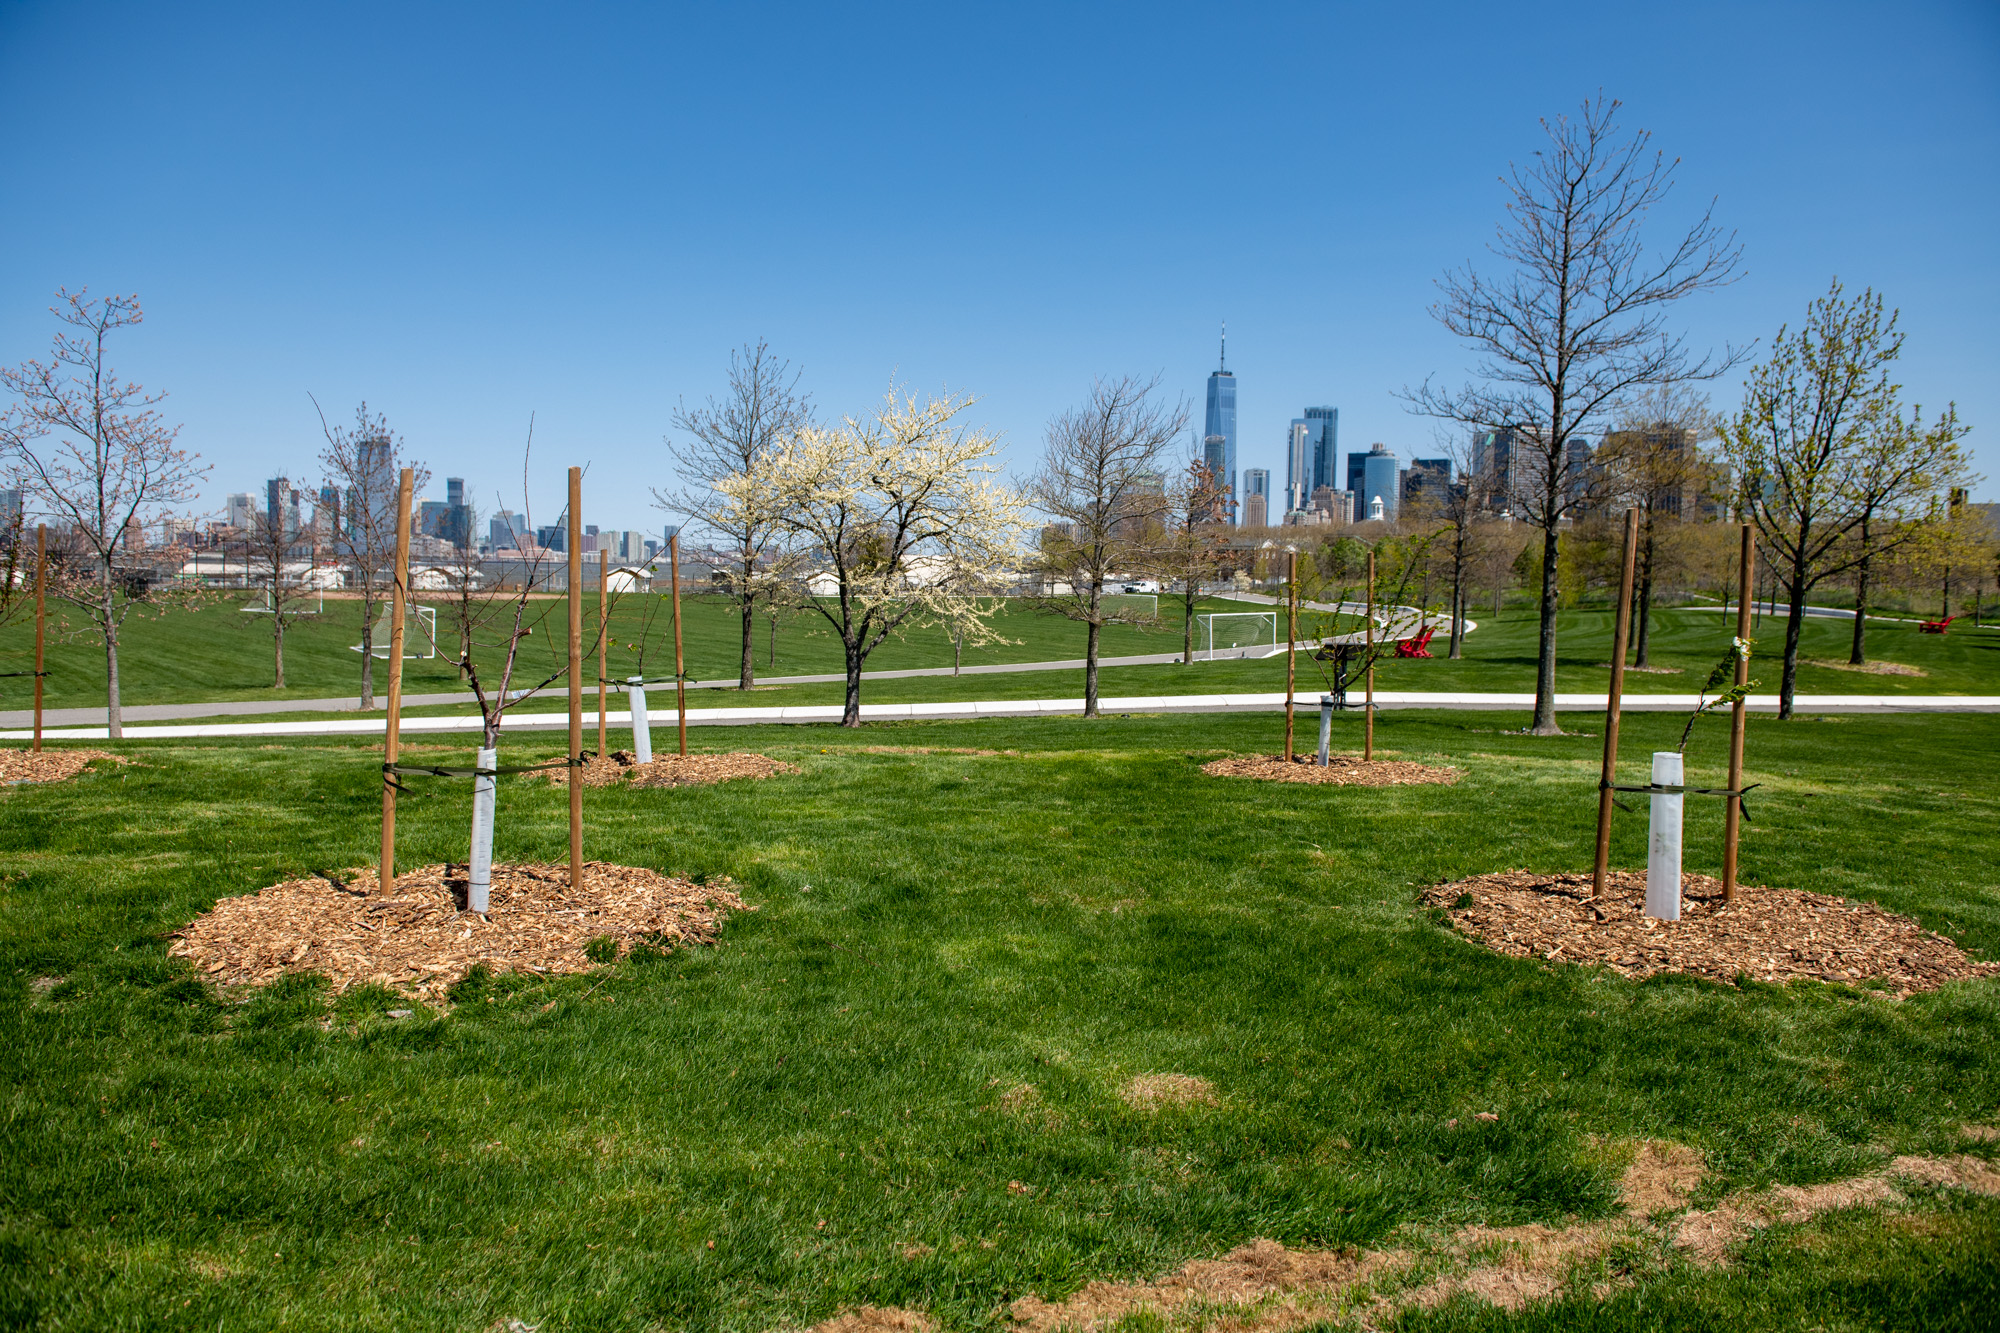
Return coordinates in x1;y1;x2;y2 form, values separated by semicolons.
1395;625;1437;658
1919;615;1955;635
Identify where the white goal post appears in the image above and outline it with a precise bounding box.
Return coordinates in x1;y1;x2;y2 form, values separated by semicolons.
1196;611;1278;660
1100;592;1159;620
351;605;439;659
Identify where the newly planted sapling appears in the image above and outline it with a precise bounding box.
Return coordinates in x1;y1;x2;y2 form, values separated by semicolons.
1678;636;1759;755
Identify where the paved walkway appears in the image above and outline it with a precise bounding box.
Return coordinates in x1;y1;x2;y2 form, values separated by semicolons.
0;646;1281;729
8;690;1993;741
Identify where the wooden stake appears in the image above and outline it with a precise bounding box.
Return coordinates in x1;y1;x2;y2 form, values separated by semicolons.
1364;550;1375;761
1592;507;1641;900
598;562;609;759
32;524;46;754
671;532;687;756
1723;523;1755;903
1284;551;1298;760
567;467;584;894
379;468;414;894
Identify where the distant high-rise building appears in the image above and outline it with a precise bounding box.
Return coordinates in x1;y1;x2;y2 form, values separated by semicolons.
225;493;254;529
418;499;449;538
490;510;522;551
1473;427;1517;507
1353;444;1399;522
315;486;341;538
536;524;565;552
1242;470;1270;529
266;477;302;537
357;433;396;536
1402;458;1455;513
1284;408;1337;512
1203;327;1237;524
444;477;472;549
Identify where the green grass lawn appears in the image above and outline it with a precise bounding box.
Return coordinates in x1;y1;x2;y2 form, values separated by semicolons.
2;708;1997;1329
3;593;1994;719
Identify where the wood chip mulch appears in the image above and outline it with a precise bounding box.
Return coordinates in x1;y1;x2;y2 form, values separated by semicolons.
1423;870;2000;996
532;750;801;789
168;862;749;1001
1202;753;1462;787
0;748;128;785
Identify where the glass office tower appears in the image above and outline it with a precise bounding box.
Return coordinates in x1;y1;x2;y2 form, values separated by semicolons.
1204;331;1237;524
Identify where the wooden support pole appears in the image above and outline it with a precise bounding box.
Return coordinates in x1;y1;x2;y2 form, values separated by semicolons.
598;564;609;759
32;524;46;753
567;468;584;893
1364;551;1375;761
379;468;414;894
1284;551;1298;761
1723;523;1755;903
1592;507;1641;900
670;532;687;756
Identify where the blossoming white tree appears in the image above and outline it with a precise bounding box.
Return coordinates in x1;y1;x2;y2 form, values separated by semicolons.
730;388;1026;726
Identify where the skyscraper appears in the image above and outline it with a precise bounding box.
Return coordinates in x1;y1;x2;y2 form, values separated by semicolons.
1243;468;1270;527
1350;444;1400;523
1286;407;1338;511
1203;327;1237;524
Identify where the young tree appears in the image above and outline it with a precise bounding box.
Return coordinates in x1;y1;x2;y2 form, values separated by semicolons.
1151;458;1232;663
0;291;209;737
1026;376;1188;714
734;388;1026;726
1722;281;1974;716
1405;96;1742;734
316;401;429;709
659;341;813;689
232;494;323;689
1598;384;1720;666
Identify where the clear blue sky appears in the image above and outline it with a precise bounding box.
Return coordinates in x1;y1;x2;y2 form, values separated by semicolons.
3;0;1996;530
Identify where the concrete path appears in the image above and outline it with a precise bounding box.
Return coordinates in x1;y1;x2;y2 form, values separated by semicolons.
8;690;1993;741
0;646;1281;729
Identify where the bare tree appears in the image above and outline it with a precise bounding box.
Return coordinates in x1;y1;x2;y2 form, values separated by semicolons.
1404;95;1742;734
659;342;813;689
739;388;1027;726
232;492;324;689
316;401;429;709
0;291;209;737
1026;376;1188;716
1599;384;1721;666
1723;280;1974;716
1150;458;1233;663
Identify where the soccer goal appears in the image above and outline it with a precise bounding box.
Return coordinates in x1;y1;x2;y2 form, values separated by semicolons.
1197;611;1279;660
1100;592;1159;621
240;587;323;615
350;605;439;659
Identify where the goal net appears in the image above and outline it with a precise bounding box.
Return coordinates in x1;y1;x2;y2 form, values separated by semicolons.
1197;611;1278;660
240;587;323;615
351;605;439;659
1100;592;1159;621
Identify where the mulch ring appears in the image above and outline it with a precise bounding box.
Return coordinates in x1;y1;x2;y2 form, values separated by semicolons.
0;748;128;785
1202;753;1461;787
532;750;801;789
168;861;749;1002
1423;869;2000;996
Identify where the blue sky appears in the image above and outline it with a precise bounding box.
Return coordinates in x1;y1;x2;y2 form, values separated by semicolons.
3;0;1995;530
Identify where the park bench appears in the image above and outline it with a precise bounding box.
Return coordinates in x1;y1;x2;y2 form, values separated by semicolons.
1919;615;1955;635
1395;625;1437;658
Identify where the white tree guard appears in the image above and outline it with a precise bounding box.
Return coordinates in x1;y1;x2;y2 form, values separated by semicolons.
1646;750;1684;921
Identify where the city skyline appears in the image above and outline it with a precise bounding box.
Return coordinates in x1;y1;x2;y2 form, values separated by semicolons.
1;2;1994;524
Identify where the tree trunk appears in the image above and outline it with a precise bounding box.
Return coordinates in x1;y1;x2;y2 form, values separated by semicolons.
739;553;756;688
273;619;286;689
1779;577;1807;721
1183;584;1196;664
102;576;123;740
841;638;863;727
1448;559;1465;659
1084;619;1101;717
1530;523;1562;735
1849;532;1871;665
1632;524;1655;668
359;590;376;709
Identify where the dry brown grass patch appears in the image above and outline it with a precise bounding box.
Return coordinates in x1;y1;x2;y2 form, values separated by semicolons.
1201;753;1461;787
810;1307;936;1333
1807;658;1926;677
533;750;800;788
1121;1073;1219;1111
1618;1140;1706;1216
169;862;746;1001
0;748;127;785
1424;869;1999;995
